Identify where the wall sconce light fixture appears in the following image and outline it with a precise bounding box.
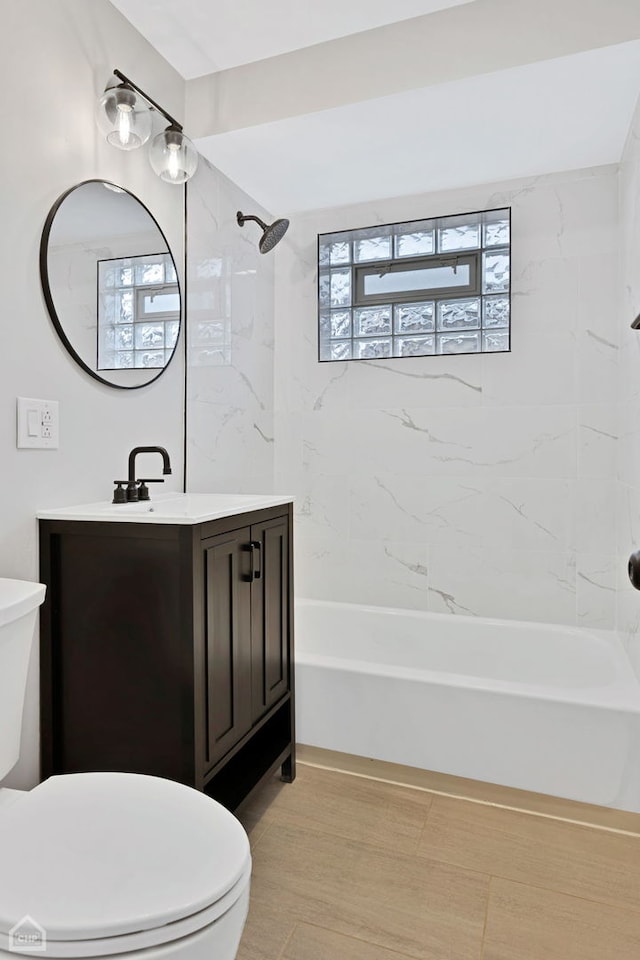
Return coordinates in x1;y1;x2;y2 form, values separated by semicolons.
96;69;198;184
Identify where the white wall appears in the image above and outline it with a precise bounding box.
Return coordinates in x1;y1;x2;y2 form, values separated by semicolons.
275;165;619;627
1;0;186;789
617;92;640;674
186;158;275;495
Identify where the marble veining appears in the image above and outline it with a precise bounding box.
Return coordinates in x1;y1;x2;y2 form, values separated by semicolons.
385;410;472;447
274;165;621;628
254;424;275;444
493;493;559;542
586;329;618;350
313;366;348;411
585;424;618;440
578;569;615;592
382;546;429;580
362;361;482;393
428;586;475;616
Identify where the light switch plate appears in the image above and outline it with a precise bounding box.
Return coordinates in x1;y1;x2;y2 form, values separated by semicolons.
17;397;59;449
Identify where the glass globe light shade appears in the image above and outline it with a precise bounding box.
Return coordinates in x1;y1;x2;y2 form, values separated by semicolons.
96;83;152;151
149;126;199;184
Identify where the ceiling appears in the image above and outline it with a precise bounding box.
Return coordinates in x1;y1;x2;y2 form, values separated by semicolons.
110;0;640;213
110;0;474;77
196;40;640;213
49;183;165;244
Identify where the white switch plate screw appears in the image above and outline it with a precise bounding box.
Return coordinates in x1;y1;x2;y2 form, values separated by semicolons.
17;397;59;449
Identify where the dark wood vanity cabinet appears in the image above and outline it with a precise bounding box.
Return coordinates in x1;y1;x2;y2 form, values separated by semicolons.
202;515;290;769
39;504;295;811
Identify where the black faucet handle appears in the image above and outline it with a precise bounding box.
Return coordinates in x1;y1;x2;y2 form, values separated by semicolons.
137;478;165;501
126;480;141;503
112;481;128;504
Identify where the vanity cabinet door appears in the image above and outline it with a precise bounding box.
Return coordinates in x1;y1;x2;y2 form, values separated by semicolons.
202;528;253;768
250;516;290;723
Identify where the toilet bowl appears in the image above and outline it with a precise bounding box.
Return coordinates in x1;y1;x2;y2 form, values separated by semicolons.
0;579;251;960
0;772;251;960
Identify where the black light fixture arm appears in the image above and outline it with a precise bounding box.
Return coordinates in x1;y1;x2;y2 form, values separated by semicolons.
112;68;183;132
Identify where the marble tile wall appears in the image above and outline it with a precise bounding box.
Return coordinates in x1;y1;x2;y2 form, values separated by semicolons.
274;165;620;627
186;158;276;494
617;93;640;673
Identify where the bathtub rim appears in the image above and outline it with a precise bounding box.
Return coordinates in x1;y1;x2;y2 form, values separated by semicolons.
294;597;640;714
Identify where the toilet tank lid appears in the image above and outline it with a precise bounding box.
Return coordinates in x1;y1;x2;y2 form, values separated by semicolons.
0;772;251;942
0;579;45;627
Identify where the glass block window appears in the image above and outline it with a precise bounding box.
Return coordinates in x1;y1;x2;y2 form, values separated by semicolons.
318;208;510;362
97;253;180;370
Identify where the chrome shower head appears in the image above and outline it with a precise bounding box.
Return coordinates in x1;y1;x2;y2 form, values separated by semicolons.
236;211;289;253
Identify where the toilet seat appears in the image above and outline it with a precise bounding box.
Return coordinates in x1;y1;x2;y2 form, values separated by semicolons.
0;772;251;957
0;868;251;958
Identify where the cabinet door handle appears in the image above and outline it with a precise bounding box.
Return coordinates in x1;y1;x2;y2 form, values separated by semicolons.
250;540;262;580
242;542;255;582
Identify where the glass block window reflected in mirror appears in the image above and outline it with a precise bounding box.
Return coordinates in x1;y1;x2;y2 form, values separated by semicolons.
318;208;510;361
97;253;180;370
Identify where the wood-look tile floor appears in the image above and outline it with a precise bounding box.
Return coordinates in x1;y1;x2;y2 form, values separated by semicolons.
235;760;640;960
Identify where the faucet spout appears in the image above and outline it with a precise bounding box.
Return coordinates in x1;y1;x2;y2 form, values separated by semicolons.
127;446;172;485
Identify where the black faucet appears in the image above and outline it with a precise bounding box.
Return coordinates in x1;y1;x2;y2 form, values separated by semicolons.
113;446;172;504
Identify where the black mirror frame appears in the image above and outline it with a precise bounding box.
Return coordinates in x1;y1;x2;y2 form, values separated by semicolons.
39;179;183;390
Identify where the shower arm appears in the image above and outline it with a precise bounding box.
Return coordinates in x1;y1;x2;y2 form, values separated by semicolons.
237;213;268;230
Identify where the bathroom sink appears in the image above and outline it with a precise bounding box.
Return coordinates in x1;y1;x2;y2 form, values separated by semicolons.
95;494;272;518
37;492;294;525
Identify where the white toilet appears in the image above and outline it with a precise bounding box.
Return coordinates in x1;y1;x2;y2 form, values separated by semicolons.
0;578;251;960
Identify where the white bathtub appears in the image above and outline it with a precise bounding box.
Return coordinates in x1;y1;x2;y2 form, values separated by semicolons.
295;599;640;812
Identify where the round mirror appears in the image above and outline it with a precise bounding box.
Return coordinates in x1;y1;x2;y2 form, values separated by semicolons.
40;180;181;389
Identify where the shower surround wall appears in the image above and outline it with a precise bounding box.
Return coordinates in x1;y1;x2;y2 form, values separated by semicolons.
186;158;275;494
274;165;619;627
617;92;640;675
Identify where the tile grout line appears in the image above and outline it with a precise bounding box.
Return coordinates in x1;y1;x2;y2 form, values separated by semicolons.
275;921;299;960
298;760;640;838
298;919;429;960
479;875;493;960
412;853;640;918
484;873;640;916
264;820;433;862
414;791;436;853
248;820;273;854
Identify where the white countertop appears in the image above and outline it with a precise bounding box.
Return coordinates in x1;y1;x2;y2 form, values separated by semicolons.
37;492;294;525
